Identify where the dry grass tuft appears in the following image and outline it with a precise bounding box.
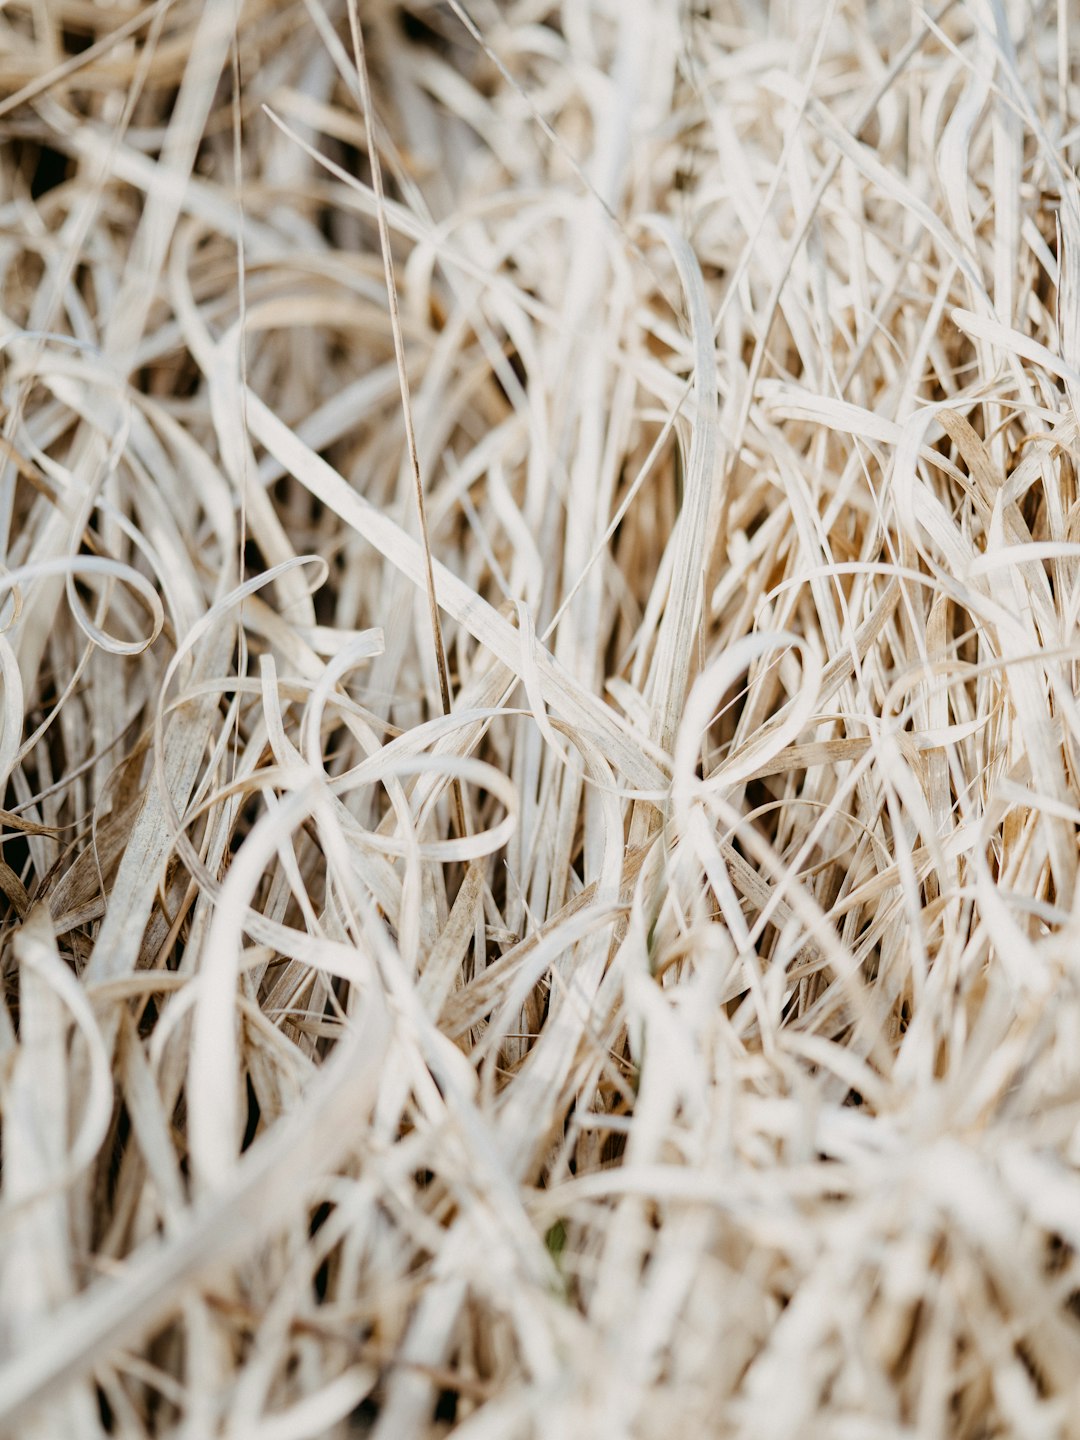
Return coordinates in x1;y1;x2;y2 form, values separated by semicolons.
3;1;1080;1435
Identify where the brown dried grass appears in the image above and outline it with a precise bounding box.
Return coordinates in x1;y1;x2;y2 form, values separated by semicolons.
2;1;1080;1436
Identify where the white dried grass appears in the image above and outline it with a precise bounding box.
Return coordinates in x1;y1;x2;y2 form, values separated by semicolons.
2;0;1080;1435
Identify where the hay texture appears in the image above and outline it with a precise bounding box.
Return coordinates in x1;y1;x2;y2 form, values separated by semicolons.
2;0;1080;1435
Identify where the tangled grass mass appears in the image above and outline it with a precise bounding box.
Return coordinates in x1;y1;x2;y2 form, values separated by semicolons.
5;0;1080;1435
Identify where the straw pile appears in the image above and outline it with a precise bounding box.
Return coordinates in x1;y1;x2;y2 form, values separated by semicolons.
2;0;1080;1434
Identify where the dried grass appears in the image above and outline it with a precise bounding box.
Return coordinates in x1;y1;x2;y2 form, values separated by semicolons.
2;0;1080;1435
